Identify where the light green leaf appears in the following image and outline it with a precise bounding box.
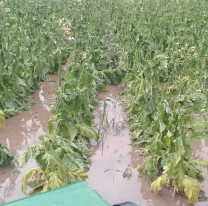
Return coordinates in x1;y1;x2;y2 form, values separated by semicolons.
0;110;5;128
167;130;173;137
160;121;166;132
77;124;99;140
19;145;43;167
68;122;77;140
68;166;88;181
17;77;27;87
139;155;161;181
48;172;64;190
191;158;208;174
182;176;203;204
175;137;185;155
192;158;208;168
189;120;207;144
42;181;49;193
150;173;169;194
164;136;171;147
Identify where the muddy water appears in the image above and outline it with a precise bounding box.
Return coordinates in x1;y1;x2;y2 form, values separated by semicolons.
0;59;71;204
87;85;192;206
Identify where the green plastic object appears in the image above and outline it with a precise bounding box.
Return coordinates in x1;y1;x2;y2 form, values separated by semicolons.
2;181;111;206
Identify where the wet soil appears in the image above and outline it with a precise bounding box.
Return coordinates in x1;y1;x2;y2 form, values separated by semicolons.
87;85;204;206
0;59;71;204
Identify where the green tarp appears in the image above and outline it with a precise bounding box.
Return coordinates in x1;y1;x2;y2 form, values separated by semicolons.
2;181;111;206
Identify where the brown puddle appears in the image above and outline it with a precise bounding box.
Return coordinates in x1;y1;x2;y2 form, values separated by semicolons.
0;59;71;204
87;85;192;206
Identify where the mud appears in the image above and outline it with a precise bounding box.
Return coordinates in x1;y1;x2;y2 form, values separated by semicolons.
87;85;192;206
0;59;71;204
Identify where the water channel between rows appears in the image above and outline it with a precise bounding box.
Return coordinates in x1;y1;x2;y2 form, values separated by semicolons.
0;75;208;205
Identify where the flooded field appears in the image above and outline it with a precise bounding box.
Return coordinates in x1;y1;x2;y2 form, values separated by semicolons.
0;83;208;206
87;85;208;206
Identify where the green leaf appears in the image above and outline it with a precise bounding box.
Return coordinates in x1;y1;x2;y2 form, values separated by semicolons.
19;145;43;167
159;121;166;132
182;176;203;204
68;123;77;140
167;130;173;137
175;137;185;155
0;110;5;128
189;120;207;144
77;124;99;140
48;172;64;190
139;155;161;181
0;144;14;166
17;76;27;87
68;166;88;181
191;158;208;174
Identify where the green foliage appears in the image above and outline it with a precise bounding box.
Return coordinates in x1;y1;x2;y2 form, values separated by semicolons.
19;145;43;167
0;110;14;165
0;110;5;128
116;0;208;203
182;176;203;204
150;174;169;194
0;144;14;166
77;124;99;140
139;155;160;181
0;0;72;117
20;134;88;194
